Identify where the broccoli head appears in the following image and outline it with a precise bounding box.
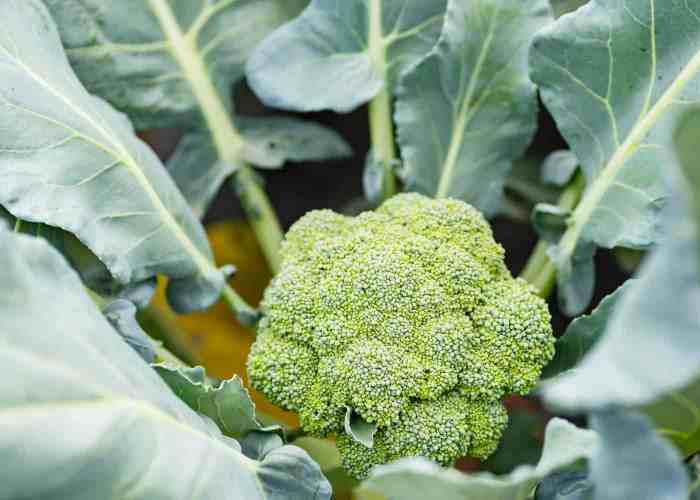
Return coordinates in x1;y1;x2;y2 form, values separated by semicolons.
247;193;554;478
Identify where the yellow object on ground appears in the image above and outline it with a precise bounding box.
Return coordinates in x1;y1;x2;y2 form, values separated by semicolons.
150;219;298;427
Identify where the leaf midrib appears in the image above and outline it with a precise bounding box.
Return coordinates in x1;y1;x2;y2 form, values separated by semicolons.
435;7;499;199
559;45;700;259
0;41;215;279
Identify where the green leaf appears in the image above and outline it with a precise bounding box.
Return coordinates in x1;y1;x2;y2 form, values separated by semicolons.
246;0;447;113
531;173;595;317
0;0;223;313
154;363;279;440
345;406;379;448
395;0;552;214
239;116;352;168
550;0;587;18
643;377;700;458
483;408;544;475
358;418;597;500
505;153;561;206
534;471;593;500
542;150;579;187
0;228;331;499
541;281;633;379
529;1;700;312
589;410;689;500
103;299;157;363
674;108;700;271
168;116;351;217
44;0;307;128
542;186;700;412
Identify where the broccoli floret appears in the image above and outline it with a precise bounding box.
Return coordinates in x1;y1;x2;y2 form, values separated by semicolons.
247;193;555;479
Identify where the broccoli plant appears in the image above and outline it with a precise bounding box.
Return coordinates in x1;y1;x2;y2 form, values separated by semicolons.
1;0;700;499
248;193;554;478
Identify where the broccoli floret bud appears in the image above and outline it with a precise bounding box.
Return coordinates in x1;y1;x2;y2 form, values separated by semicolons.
247;193;555;478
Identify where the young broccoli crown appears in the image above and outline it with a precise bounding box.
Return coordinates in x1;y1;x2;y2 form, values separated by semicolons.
247;193;554;478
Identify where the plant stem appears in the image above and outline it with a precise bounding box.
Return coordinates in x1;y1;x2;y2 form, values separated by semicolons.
137;305;201;365
519;173;586;299
367;0;397;201
13;218;21;233
221;283;260;327
149;0;284;274
231;168;283;273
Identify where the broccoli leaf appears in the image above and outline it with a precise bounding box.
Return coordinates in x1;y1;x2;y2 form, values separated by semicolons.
589;410;689;500
358;418;597;500
395;0;552;215
542;150;579;188
344;406;379;448
674;108;700;270
103;299;157;363
43;0;307;128
154;363;280;440
542;107;700;413
246;0;447;113
529;0;700;313
0;0;223;313
541;280;633;379
45;0;340;224
0;227;331;500
534;471;593;500
168;117;352;217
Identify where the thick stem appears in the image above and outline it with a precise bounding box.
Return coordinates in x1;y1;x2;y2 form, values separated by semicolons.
367;0;397;201
368;87;398;200
149;0;284;274
519;174;586;299
221;283;260;327
233;168;283;273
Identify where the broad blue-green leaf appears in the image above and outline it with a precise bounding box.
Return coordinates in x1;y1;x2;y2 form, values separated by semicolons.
168;116;352;217
542;281;633;379
0;0;223;313
154;364;279;439
358;418;597;500
675;108;700;269
44;0;308;128
484;409;544;475
529;0;700;311
542;150;579;187
505;153;561;206
531;172;593;316
246;0;447;113
535;471;593;500
395;0;552;214
551;0;587;18
345;406;379;448
103;299;157;363
543;186;700;412
590;410;689;500
642;377;700;457
0;228;331;500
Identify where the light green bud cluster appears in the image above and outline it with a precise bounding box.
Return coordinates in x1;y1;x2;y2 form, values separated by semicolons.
247;193;554;478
